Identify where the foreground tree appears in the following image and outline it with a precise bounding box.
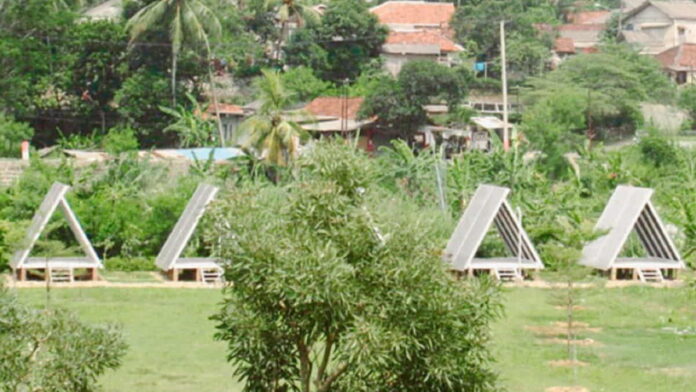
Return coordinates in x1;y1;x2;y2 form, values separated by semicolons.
0;288;127;391
211;142;501;392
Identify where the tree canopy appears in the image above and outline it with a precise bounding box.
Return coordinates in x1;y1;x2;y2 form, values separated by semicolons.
211;142;501;392
360;61;470;137
0;288;127;392
284;0;388;83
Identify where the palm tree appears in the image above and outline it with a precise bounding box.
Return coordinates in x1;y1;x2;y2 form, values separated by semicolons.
126;0;225;144
160;93;216;147
239;69;308;167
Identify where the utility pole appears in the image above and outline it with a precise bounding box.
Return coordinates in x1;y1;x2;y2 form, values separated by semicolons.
500;20;510;152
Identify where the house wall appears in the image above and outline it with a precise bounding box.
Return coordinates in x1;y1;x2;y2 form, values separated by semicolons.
384;52;456;75
624;6;696;52
558;29;601;47
666;69;696;85
221;115;243;144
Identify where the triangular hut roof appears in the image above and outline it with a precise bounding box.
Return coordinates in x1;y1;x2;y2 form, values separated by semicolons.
10;182;101;269
580;185;684;270
155;183;220;271
443;184;543;271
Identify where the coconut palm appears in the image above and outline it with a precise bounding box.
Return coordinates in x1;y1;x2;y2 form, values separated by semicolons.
126;0;225;144
239;69;308;167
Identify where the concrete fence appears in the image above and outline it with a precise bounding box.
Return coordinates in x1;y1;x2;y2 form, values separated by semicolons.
0;159;30;187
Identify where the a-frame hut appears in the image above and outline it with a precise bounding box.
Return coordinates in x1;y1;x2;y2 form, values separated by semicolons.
11;182;102;282
443;184;543;280
155;183;222;283
580;185;684;282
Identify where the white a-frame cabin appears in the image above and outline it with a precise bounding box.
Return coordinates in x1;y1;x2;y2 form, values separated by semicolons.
155;183;222;283
443;184;543;281
11;182;102;282
580;185;684;283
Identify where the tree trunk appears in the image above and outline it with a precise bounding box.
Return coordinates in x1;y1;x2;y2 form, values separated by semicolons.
172;51;178;107
100;110;106;134
207;63;225;147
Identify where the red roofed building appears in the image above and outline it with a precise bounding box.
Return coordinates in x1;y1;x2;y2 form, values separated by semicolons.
655;42;696;84
304;97;364;120
370;1;455;29
567;10;610;25
369;1;461;75
554;37;576;55
301;96;384;152
552;10;609;65
203;103;246;142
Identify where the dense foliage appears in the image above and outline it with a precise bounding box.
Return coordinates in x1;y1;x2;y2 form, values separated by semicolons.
211;142;501;392
283;0;388;83
0;155;231;271
0;287;126;391
360;61;470;138
523;44;675;140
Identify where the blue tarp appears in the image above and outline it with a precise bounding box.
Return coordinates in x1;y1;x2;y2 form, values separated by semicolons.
171;148;244;161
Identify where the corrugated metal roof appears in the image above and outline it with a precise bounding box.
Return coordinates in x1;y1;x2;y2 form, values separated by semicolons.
443;184;543;271
11;182;101;269
156;184;220;271
580;185;684;270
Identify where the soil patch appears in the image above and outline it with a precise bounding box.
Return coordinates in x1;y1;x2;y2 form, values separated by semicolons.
548;360;588;368
525;322;601;336
545;387;589;392
542;338;601;347
554;305;588;311
552;321;602;333
654;367;692;377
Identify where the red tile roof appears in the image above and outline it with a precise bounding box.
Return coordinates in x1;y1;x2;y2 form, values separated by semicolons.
304;97;364;120
370;1;455;26
554;37;576;54
207;103;244;115
567;10;610;24
385;30;462;52
656;43;696;69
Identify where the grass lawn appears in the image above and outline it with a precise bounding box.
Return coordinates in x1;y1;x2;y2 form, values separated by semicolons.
12;285;696;391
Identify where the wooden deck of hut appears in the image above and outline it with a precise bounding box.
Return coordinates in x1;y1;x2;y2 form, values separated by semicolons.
580;185;684;282
443;184;544;281
155;183;222;283
11;182;102;282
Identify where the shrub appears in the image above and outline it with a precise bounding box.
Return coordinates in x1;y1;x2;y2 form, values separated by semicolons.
0;287;127;391
104;256;156;272
0;114;34;158
639;129;678;168
102;126;139;155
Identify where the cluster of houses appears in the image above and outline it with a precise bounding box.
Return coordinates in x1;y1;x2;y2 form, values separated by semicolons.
80;0;696;154
554;1;696;86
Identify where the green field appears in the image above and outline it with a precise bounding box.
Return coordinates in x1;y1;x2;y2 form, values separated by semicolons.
12;285;696;392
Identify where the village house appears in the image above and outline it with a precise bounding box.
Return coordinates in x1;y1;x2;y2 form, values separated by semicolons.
204;103;246;143
621;0;696;54
551;10;609;65
369;1;463;75
300;97;382;151
655;42;696;84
